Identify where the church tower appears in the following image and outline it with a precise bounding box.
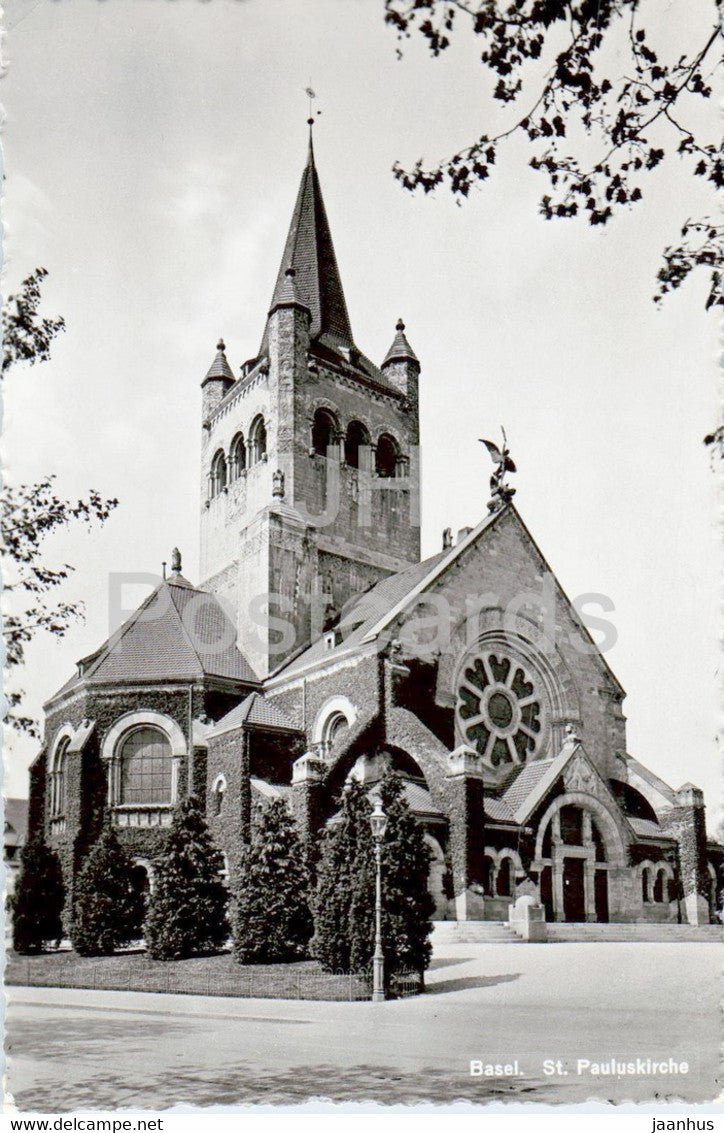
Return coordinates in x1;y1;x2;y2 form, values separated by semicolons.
199;134;421;678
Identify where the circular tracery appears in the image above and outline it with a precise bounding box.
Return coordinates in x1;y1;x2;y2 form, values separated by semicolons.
457;650;543;769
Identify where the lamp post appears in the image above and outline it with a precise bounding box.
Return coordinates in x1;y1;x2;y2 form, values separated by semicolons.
369;798;388;1002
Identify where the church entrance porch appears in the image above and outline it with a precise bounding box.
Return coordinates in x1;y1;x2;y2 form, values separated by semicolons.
533;795;629;923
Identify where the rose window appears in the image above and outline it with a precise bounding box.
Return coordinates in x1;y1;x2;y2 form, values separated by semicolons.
457;651;543;768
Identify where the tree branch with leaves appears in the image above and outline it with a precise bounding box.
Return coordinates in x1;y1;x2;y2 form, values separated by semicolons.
2;269;118;736
385;0;722;311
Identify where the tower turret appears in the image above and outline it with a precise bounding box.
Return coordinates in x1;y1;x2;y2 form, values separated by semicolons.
201;338;235;421
381;319;420;434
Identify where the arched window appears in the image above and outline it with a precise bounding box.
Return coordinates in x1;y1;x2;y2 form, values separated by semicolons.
321;711;349;755
211;449;227;496
50;736;70;818
249;415;267;464
496;856;515;897
311;408;338;457
376;433;399;478
119;727;173;805
212;775;227;817
652;868;664;903
482;855;495;896
642;867;651;903
230;433;246;479
344;420;370;469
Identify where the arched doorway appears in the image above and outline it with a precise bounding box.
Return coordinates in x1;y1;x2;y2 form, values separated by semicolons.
535;794;626;923
129;861;152;939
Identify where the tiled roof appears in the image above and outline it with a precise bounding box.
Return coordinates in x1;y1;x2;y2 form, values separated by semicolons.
276;549;449;678
484;796;516;822
50;579;257;701
203;339;234;383
502;759;556;815
210;692;299;737
401;780;445;819
382;319;418;367
629;817;676;841
260;138;354;355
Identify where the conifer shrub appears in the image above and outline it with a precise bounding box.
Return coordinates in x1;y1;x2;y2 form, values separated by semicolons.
11;838;65;954
232;798;312;963
144;795;229;960
70;825;144;956
311;770;435;982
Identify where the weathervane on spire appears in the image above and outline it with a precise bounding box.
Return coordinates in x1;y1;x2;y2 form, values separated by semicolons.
305;85;322;131
479;427;517;513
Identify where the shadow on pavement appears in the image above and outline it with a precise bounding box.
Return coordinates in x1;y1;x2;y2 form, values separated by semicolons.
424;973;521;994
427;956;477;971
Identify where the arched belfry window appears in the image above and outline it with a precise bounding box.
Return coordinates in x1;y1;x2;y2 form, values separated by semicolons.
312;408;338;457
249;415;267;464
211;449;227;496
345;420;370;469
50;736;70;819
230;433;246;479
376;433;400;478
119;727;173;805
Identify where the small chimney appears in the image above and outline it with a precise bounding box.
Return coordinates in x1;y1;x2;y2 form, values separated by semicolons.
442;527;452;550
457;526;473;544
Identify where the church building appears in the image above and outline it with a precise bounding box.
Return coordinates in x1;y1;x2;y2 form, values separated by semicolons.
29;133;723;931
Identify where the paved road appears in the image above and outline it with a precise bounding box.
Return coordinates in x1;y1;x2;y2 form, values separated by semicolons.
5;942;721;1109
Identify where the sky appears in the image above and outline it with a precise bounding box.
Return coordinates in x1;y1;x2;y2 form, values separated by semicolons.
1;0;721;824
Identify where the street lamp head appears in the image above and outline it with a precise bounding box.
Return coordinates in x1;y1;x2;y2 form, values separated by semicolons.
369;798;388;842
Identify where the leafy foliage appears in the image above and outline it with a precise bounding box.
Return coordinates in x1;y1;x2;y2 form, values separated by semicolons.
232;799;313;964
385;1;722;309
1;268;118;736
145;796;229;960
312;770;434;982
11;838;65;954
2;268;65;375
70;825;145;956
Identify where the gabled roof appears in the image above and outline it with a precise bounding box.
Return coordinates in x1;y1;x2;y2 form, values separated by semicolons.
48;578;257;705
260;136;354;356
209;692;299;738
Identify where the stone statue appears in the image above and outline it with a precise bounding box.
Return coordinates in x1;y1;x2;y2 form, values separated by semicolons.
479;427;517;513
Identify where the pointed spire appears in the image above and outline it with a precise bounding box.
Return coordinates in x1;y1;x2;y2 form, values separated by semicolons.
382;318;419;368
204;338;234;383
261;138;355;355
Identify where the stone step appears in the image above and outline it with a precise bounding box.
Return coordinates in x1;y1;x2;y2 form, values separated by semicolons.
546;923;723;943
431;920;523;943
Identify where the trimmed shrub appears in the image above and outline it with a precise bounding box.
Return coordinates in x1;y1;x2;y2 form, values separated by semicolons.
12;839;65;954
70;825;144;956
311;771;434;983
232;798;312;963
145;796;229;960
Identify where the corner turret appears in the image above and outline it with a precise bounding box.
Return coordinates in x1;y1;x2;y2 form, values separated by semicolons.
201;338;235;421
